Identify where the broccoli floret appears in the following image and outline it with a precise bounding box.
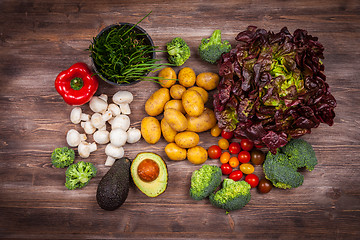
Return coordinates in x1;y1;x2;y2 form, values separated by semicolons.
263;139;318;189
65;161;97;190
166;37;190;66
51;147;75;168
198;29;231;64
209;179;251;212
189;165;222;200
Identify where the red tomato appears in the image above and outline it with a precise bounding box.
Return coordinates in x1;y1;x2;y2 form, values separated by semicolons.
208;145;222;159
221;163;232;175
229;170;243;181
238;151;251;163
229;142;241;154
258;179;272;193
245;174;259;188
241;139;254;151
221;130;233;140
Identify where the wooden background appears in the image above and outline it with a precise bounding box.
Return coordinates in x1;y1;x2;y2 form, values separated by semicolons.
0;0;359;239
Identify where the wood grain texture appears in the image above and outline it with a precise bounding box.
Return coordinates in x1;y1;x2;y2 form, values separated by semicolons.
0;0;360;239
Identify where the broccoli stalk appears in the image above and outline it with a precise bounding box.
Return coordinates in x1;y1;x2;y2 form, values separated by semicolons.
65;161;97;190
209;179;251;212
199;29;231;64
166;37;190;66
51;147;75;168
189;165;222;200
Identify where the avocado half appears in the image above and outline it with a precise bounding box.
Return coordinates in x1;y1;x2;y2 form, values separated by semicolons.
131;152;168;197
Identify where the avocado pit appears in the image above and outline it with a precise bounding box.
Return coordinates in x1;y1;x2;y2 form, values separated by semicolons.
137;159;160;182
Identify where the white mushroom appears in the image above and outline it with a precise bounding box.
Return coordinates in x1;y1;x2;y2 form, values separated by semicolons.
104;143;124;166
119;103;131;115
66;129;87;147
78;141;97;158
109;128;127;147
112;91;133;105
110;115;130;131
93;130;110;144
70;107;90;124
107;103;121;117
126;127;141;144
89;96;108;113
81;121;96;135
91;113;106;129
98;94;108;103
102;110;113;122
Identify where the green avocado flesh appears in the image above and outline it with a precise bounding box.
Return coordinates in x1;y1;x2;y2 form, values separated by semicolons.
131;152;168;197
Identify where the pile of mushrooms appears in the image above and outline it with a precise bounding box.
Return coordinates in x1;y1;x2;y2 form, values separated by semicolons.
66;91;141;166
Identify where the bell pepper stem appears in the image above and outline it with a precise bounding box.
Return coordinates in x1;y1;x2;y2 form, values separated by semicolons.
70;77;84;90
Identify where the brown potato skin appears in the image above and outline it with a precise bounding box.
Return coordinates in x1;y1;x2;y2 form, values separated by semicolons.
164;99;186;115
186;108;217;132
145;88;170;116
196;72;220;91
141;117;161;144
161;118;177;143
163;108;188;132
165;143;187;161
174;131;200;149
158;67;177;88
187;146;208;164
178;67;196;88
182;89;204;117
188;86;208;103
170;84;186;99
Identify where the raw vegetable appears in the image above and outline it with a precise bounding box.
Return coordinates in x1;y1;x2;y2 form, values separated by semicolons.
258;179;272;193
195;72;220;91
186;108;217;133
263;138;317;189
251;149;265;165
170;84;186;99
174;131;200;149
70;107;90;124
55;62;99;106
178;67;196;88
163;108;188;132
66;129;86;147
210;125;222;137
198;29;231;64
240;139;254;151
65;161;97;190
51;147;75;168
164;143;187;161
228;142;240;154
189;165;222;201
240;163;254;175
209;179;251;212
229;170;243;181
166;37;191;66
218;138;229;150
238;151;251;163
145;88;171;116
220;152;231;164
245;174;259;188
228;157;239;168
161;118;178;143
214;26;336;154
182;89;204;117
220;163;232;175
208;145;222;159
187;146;208;165
78;141;97;158
221;130;233;140
158;67;177;88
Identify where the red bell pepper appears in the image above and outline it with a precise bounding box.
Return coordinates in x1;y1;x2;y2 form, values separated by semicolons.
55;62;99;106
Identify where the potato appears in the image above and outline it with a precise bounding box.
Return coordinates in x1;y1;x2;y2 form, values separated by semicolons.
196;72;220;91
161;118;177;143
158;67;177;88
182;89;204;117
164;99;186;115
170;84;186;99
145;88;170;116
174;131;200;149
188;86;208;103
187;146;208;164
178;67;196;87
141;117;161;144
165;143;187;161
187;108;217;132
164;108;188;132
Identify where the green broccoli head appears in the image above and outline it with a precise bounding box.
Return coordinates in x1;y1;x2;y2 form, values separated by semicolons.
263;139;318;189
189;165;222;200
209;179;251;212
51;147;75;168
65;161;97;190
199;29;231;64
166;37;190;66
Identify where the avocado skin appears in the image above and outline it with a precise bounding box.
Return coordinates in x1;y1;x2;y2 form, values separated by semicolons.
96;157;131;211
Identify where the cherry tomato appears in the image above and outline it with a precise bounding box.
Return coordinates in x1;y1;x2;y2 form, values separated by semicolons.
220;152;231;164
221;130;233;140
241;139;254;151
251;149;265;165
245;174;259;188
258;179;272;193
211;125;222;137
229;157;240;168
221;163;232;175
208;145;222;159
229;170;243;181
229;142;241;154
240;163;254;175
218;138;230;150
238;151;251;163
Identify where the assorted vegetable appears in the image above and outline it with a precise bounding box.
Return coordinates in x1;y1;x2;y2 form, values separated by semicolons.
51;147;75;168
198;29;231;64
166;37;191;66
65;161;97;190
